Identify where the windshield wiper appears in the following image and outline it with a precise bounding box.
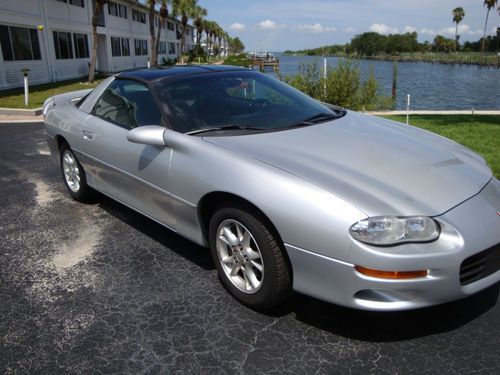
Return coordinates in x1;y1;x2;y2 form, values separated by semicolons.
187;125;267;135
286;112;342;129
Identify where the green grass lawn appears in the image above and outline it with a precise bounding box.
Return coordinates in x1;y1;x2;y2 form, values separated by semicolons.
0;77;103;109
385;115;500;178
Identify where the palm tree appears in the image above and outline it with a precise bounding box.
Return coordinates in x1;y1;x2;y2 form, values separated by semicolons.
172;0;201;61
482;0;498;53
155;0;169;65
193;6;207;52
452;7;465;52
89;0;108;82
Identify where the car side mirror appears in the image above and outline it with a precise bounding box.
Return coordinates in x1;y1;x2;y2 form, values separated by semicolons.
127;125;166;146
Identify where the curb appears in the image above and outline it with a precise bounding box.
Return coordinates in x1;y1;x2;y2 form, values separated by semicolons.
0;107;43;116
366;110;500;115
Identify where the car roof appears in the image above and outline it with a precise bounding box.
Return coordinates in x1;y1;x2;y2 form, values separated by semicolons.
117;65;249;83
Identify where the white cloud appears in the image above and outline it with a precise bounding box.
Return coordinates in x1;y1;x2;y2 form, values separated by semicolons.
297;23;336;33
370;23;399;35
256;19;286;30
404;26;417;33
343;27;357;33
438;24;482;36
229;22;246;32
420;28;437;36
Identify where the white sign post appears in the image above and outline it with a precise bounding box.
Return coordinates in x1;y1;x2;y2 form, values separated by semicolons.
21;68;30;107
406;94;411;125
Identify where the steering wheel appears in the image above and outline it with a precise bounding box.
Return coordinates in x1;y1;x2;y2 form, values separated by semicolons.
248;98;270;112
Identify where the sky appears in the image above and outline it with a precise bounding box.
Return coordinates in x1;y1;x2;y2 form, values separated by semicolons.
196;0;500;51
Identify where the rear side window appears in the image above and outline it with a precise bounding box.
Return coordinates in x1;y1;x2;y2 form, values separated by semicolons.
93;79;162;129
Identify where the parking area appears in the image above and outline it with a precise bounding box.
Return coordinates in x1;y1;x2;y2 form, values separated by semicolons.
0;122;499;374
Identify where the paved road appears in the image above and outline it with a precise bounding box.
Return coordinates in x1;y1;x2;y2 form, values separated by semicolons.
1;122;499;374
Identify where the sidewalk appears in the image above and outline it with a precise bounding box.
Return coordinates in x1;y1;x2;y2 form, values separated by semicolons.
366;110;500;115
0;114;43;123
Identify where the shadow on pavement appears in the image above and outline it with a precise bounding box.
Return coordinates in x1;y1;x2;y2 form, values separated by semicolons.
95;193;215;271
269;283;499;341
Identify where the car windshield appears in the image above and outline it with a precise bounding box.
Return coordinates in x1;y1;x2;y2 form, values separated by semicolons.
152;70;344;134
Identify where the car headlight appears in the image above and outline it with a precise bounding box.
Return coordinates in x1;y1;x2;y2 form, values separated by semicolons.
350;216;440;246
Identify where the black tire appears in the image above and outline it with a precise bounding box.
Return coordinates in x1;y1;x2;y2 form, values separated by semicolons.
209;204;292;309
59;143;93;202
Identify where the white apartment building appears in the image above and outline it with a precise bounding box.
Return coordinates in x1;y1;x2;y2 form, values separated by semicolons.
0;0;195;89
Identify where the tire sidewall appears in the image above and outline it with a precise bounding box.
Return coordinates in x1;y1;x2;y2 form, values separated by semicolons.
209;206;288;309
59;145;88;201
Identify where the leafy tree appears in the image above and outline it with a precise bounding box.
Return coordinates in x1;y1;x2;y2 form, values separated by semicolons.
89;0;108;82
433;35;456;52
452;7;465;52
482;0;498;53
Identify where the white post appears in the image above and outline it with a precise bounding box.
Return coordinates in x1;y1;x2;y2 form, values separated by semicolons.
323;58;327;99
147;59;150;68
21;69;30;107
406;94;410;124
24;75;29;107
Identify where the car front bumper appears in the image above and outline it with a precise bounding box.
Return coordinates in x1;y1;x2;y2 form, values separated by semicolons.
286;178;500;311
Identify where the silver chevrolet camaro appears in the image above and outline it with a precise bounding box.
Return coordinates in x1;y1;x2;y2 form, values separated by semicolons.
43;65;500;311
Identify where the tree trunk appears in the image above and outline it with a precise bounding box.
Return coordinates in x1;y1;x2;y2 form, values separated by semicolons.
454;23;458;52
156;18;163;64
482;9;491;54
149;2;157;67
88;2;104;83
180;20;187;63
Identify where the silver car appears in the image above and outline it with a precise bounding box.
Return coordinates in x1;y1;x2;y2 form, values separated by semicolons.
43;66;500;311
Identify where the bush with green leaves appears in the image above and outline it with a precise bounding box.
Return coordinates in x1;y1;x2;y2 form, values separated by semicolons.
281;60;392;111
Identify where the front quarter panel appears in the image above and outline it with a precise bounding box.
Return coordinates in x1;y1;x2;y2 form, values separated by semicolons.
165;130;366;261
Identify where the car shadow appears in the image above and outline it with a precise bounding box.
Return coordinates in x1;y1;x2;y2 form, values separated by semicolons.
91;193;499;341
94;193;215;271
268;284;499;342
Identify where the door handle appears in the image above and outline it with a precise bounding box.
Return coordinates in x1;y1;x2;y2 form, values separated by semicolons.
82;129;93;140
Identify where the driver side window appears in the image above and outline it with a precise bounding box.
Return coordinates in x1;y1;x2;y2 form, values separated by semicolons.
93;79;162;129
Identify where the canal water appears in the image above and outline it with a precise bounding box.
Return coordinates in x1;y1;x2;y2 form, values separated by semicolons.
268;54;500;110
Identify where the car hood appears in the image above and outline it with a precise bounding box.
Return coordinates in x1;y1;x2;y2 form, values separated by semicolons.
204;111;492;216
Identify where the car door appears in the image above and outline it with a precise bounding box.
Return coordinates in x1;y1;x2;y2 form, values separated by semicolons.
77;78;177;230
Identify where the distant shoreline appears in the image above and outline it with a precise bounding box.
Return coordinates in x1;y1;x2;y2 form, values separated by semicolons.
281;52;500;68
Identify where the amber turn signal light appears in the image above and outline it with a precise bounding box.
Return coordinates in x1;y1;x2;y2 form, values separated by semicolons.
355;265;428;279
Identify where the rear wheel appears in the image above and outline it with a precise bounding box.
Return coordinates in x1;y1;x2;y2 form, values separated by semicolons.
209;205;292;309
59;143;93;202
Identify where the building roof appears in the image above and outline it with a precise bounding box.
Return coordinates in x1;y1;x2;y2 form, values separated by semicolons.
117;65;248;82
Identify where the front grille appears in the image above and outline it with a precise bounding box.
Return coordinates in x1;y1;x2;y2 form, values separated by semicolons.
460;243;500;285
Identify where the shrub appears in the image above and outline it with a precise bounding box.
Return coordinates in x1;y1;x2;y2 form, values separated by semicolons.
281;60;392;111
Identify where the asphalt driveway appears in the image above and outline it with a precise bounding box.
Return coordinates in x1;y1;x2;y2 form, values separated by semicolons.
1;122;499;374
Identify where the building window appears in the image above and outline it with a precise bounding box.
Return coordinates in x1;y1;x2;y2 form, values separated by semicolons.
134;39;148;55
0;25;41;61
168;42;176;55
132;9;146;24
108;1;127;18
167;21;174;31
121;38;130;56
53;31;73;59
55;0;85;7
111;37;130;57
159;41;166;54
73;33;89;58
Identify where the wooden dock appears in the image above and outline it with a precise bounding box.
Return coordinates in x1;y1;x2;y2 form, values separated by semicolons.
250;58;280;72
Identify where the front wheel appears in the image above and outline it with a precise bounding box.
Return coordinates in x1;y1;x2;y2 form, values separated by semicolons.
209;205;292;309
60;144;93;202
